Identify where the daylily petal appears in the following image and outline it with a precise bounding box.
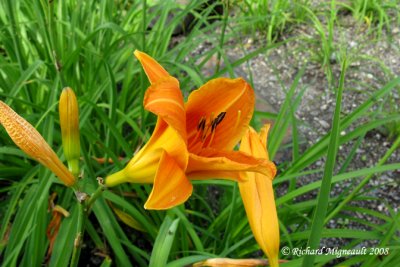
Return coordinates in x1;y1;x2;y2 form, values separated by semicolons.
134;50;170;84
187;149;276;181
239;126;279;267
106;53;188;188
137;121;188;170
239;172;279;266
144;150;192;210
258;124;270;150
105;124;188;186
144;76;186;141
240;126;273;170
186;78;254;153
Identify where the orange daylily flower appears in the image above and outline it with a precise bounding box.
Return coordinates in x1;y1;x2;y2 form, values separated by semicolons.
0;101;76;186
239;125;279;267
105;51;276;210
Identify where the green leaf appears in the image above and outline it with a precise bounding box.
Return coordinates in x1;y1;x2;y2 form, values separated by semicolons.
149;214;180;267
49;204;79;267
301;58;347;267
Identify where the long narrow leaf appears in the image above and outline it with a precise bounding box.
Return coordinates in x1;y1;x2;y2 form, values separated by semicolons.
149;214;180;267
302;59;347;267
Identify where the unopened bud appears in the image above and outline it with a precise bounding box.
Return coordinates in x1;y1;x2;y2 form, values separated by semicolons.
59;87;80;177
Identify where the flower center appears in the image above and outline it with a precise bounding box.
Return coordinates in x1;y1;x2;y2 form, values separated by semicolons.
198;112;226;141
191;112;226;148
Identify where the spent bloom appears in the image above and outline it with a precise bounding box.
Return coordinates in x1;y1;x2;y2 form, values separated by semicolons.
0;101;76;186
105;50;276;210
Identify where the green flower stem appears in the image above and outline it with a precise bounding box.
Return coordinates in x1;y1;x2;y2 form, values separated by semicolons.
71;183;80;192
70;201;84;267
69;183;107;266
87;184;107;211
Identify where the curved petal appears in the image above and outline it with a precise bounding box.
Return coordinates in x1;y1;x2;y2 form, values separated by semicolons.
145;150;193;210
240;126;268;161
259;124;271;152
134;50;170;84
187;148;276;181
105;123;188;186
143;120;188;170
144;76;186;141
239;126;275;179
186;78;255;153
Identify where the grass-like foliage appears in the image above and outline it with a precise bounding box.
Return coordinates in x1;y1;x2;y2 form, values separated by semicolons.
1;0;399;266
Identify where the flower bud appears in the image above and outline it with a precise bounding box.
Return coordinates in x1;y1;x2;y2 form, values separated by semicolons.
59;87;80;177
0;101;76;186
239;125;279;267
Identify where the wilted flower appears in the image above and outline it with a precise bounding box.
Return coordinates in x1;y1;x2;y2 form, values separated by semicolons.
0;101;76;186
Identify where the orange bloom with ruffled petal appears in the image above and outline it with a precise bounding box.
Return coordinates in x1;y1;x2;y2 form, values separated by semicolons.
105;51;276;210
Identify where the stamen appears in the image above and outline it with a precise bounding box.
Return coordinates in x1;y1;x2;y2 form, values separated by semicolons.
211;120;217;132
197;117;206;131
192;117;205;145
207;112;226;147
191;112;227;149
214;112;226;126
234;110;241;129
201;112;214;142
201;126;210;142
207;128;216;147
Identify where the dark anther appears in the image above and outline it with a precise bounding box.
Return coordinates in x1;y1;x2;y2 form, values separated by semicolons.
214;112;226;126
197;117;206;131
211;120;217;131
211;112;226;132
